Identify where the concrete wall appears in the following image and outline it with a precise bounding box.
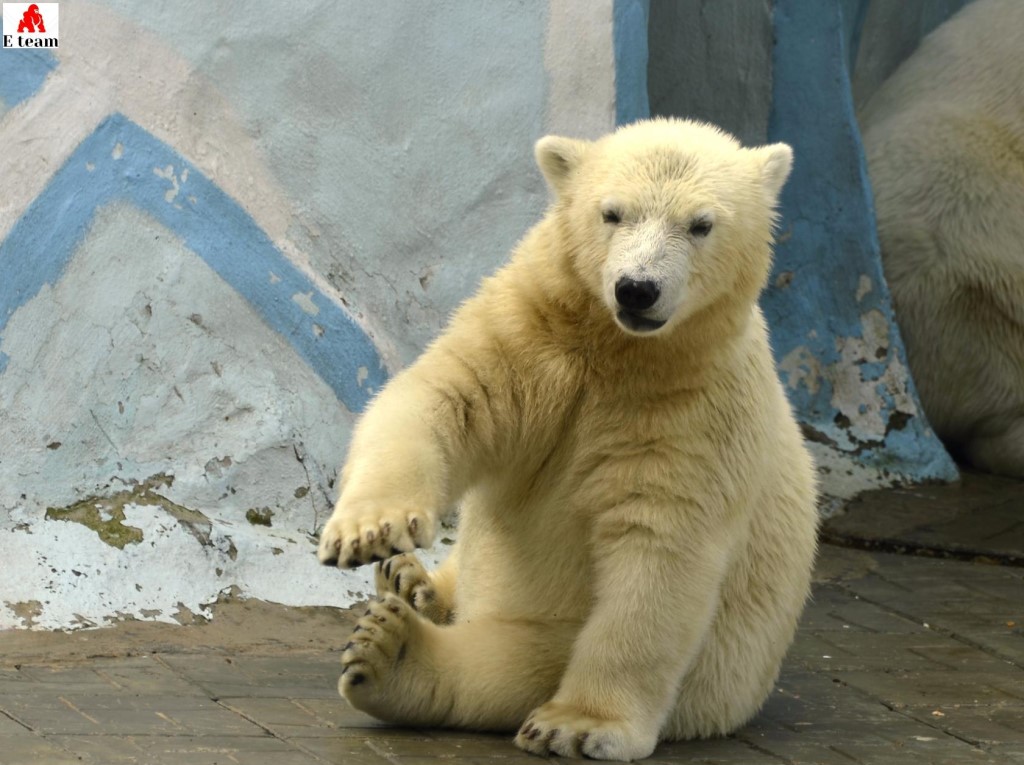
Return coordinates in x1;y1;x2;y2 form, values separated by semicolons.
648;0;773;146
0;1;617;630
1;0;975;631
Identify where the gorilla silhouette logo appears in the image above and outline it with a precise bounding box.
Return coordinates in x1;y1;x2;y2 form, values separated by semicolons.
17;4;46;33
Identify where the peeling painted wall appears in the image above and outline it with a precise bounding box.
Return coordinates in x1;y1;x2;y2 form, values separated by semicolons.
765;0;958;502
0;1;618;630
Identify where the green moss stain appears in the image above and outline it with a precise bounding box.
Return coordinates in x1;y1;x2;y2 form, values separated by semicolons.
46;500;144;549
45;473;211;549
245;507;274;527
6;599;43;627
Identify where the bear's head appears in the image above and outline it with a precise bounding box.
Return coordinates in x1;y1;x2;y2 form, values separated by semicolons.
535;118;792;337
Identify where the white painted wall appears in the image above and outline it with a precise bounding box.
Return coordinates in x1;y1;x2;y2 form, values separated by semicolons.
0;1;616;630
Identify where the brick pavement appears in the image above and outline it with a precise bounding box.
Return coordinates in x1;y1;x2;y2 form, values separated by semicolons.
1;482;1022;764
822;469;1024;565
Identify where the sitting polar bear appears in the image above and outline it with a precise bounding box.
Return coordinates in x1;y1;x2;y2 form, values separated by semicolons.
318;118;819;761
860;0;1024;477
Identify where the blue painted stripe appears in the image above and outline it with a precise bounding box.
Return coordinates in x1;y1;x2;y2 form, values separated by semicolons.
0;18;57;107
764;1;956;481
0;113;387;412
612;0;650;126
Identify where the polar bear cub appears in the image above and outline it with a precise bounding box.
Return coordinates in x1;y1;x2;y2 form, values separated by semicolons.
860;0;1024;477
318;118;818;761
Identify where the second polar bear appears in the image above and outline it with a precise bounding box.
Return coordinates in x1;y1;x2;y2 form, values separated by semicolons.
318;118;818;761
860;0;1024;477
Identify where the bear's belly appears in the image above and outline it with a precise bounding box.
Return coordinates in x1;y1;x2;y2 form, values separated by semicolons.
452;478;595;625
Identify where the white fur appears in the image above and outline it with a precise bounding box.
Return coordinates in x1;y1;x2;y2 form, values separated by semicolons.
318;118;818;760
860;0;1024;477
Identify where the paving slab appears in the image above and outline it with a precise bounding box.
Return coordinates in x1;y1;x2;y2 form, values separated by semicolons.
823;469;1024;564
48;734;315;765
1;476;1023;763
159;654;345;700
0;734;84;765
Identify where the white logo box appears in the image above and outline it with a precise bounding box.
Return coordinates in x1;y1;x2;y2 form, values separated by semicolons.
2;3;60;48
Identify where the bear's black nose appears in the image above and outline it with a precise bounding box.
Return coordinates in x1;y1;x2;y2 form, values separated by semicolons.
614;278;660;312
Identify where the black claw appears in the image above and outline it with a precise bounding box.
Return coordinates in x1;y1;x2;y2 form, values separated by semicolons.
527;728;540;741
382;559;393;579
342;641;354;651
369;554;384;564
394;573;403;593
390;546;403;556
397;643;407;662
320;554;338;566
343;558;358;568
349;672;366;686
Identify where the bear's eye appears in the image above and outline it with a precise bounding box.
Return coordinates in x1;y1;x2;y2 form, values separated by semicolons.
689;219;713;237
602;209;622;225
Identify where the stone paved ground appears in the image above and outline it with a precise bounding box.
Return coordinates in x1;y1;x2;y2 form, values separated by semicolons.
822;469;1024;566
1;477;1022;764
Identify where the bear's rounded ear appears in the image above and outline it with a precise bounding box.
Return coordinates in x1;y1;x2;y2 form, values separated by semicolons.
755;143;794;203
535;135;588;195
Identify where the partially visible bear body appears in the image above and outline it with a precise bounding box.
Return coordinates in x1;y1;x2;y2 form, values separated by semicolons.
860;0;1024;477
318;118;819;761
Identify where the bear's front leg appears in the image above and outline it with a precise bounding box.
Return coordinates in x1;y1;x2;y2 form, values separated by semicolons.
318;337;502;567
316;375;448;566
339;600;579;730
515;499;733;761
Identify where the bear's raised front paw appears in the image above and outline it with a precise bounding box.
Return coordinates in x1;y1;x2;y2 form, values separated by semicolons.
339;594;421;720
515;702;656;761
317;504;437;568
375;554;452;624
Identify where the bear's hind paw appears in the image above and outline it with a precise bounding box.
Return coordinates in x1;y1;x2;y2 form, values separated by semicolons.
340;595;417;716
375;553;452;624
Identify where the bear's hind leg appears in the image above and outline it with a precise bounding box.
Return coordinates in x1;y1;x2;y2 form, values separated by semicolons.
663;620;784;740
663;505;816;741
339;600;578;730
960;417;1024;479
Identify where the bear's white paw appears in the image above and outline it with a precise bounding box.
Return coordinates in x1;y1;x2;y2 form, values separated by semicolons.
376;554;452;624
515;702;657;761
318;503;437;568
339;595;425;720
